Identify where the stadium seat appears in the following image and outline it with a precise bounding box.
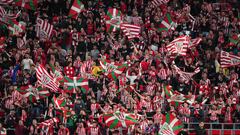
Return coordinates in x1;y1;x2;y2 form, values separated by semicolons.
223;130;232;135
189;133;196;135
212;130;221;135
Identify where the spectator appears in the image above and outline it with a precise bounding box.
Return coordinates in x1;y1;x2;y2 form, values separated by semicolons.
195;122;207;135
15;120;27;135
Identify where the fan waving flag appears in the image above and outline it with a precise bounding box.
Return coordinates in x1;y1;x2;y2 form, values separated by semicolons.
68;0;84;19
163;85;173;99
220;51;240;68
8;21;26;35
188;37;202;49
0;6;21;27
166;35;190;56
49;64;64;85
100;59;127;80
36;64;59;92
172;64;200;83
151;0;170;7
64;76;89;93
105;8;122;33
36;18;54;40
120;23;141;39
157;13;177;32
103;111;138;129
38;117;59;135
0;6;20;20
163;85;190;107
159;113;183;135
38;117;59;127
52;95;66;110
14;0;37;10
16;85;50;102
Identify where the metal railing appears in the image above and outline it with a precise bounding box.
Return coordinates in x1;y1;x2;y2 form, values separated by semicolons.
186;122;240;135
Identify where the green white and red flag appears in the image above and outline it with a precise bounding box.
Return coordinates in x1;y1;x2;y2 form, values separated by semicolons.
100;59;127;80
158;113;183;135
14;0;37;11
105;8;122;33
52;95;66;110
68;0;84;19
163;85;189;107
103;111;138;129
8;21;26;35
157;13;177;32
16;85;50;102
49;64;64;85
64;76;89;93
163;85;173;99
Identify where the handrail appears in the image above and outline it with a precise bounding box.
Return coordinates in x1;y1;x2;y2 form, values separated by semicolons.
185;122;240;130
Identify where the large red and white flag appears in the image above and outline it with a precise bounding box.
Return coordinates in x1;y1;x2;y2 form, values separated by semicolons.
120;23;141;39
166;35;190;56
36;65;59;92
220;51;240;68
68;0;84;19
188;37;202;49
172;64;200;83
151;0;170;7
36;18;54;40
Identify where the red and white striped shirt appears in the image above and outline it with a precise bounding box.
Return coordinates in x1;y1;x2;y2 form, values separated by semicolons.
179;107;191;123
157;68;169;80
140;120;148;132
88;127;100;135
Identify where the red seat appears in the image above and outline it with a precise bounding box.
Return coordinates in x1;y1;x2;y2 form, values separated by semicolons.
223;130;232;135
189;133;196;135
212;130;221;135
235;130;240;135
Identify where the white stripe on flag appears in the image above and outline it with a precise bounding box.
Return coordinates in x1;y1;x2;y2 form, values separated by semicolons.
169;118;178;128
105;116;116;124
71;6;81;13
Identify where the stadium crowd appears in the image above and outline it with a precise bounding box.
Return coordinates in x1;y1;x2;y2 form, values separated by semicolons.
0;0;240;135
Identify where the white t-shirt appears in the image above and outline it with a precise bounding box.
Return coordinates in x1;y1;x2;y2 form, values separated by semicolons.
22;58;33;70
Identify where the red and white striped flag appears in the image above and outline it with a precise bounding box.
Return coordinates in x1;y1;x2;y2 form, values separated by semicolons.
166;35;190;56
36;18;54;40
36;64;59;92
220;51;240;68
172;64;200;83
188;37;202;49
120;23;141;39
0;6;20;19
151;0;170;7
0;0;13;5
